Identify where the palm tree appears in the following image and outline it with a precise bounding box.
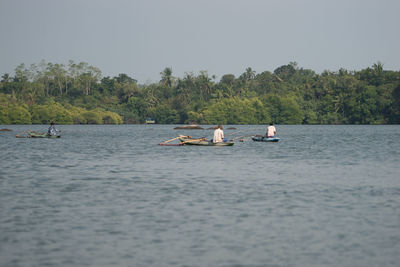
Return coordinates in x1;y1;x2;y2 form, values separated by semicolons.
160;67;174;87
145;86;160;108
197;71;213;101
1;73;10;84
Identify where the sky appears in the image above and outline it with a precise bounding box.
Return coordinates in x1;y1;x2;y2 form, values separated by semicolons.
0;0;399;83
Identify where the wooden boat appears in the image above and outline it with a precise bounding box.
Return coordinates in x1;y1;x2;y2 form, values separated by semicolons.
159;135;233;146
251;135;280;142
179;136;234;146
183;139;234;146
30;131;61;138
16;131;61;138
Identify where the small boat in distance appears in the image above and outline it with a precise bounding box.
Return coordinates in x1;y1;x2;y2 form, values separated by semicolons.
16;131;61;138
145;118;155;124
251;135;280;142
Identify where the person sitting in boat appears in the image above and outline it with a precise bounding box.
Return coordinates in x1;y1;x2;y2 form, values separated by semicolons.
266;122;276;138
47;122;59;136
213;124;224;143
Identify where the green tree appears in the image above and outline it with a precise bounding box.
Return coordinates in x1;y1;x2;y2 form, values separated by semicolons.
220;74;235;85
160;67;174;87
31;103;73;124
149;105;179;124
9;105;31;124
263;95;303;124
390;84;400;123
273;64;296;81
82;111;103;124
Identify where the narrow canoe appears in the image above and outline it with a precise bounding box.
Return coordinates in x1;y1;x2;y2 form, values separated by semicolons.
251;136;280;142
183;140;234;146
28;131;61;138
179;137;234;146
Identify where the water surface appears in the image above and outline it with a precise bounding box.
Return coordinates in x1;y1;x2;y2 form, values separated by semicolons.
1;125;399;266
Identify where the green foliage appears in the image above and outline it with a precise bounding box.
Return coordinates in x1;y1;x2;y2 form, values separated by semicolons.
199;97;271;124
93;108;123;124
82;111;103;124
8;105;31;124
22;102;122;125
79;108;123;124
31;103;74;124
220;74;235;85
127;97;148;119
274;63;296;81
0;93;31;124
149;105;180;124
390;84;400;123
263;95;304;124
1;61;399;125
0;107;10;124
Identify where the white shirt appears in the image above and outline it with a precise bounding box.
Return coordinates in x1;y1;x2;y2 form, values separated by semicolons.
213;128;224;143
267;125;276;137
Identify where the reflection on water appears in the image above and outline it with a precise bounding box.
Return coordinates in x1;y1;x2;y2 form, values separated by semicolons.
1;125;400;266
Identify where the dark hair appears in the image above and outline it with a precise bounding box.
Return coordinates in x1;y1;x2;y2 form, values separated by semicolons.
269;122;273;125
50;122;55;125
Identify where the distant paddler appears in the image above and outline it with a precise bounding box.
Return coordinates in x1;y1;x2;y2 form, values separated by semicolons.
213;125;224;143
266;122;276;138
47;122;60;137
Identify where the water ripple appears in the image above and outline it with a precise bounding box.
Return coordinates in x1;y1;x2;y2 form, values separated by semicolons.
1;125;400;266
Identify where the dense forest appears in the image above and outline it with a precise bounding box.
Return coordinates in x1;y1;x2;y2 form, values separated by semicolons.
0;60;399;125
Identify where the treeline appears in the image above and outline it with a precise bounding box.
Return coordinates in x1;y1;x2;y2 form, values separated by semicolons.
1;60;399;124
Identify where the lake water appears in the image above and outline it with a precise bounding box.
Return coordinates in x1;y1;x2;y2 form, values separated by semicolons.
1;125;399;267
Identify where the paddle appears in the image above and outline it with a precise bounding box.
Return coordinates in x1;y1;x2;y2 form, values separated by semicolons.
229;134;254;141
159;135;193;145
225;128;259;140
225;130;246;137
161;136;181;144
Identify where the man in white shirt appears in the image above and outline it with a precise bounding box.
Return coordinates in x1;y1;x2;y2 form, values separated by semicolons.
213;125;224;143
266;123;276;138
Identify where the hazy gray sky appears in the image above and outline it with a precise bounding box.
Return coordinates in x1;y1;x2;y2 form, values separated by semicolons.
1;0;399;83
